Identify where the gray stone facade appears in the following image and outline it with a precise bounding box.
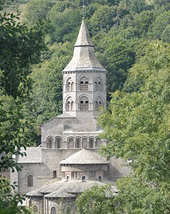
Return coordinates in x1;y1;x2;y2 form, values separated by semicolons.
10;19;130;214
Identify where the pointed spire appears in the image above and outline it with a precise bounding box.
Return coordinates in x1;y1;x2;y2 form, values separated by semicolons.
63;19;106;72
74;19;94;47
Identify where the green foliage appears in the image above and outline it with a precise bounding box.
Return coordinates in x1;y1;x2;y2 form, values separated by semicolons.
0;2;45;213
31;42;72;126
24;0;52;25
76;185;116;214
0;11;46;98
0;178;31;214
97;40;170;213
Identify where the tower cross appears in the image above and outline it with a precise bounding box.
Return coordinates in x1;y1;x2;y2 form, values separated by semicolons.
82;0;86;19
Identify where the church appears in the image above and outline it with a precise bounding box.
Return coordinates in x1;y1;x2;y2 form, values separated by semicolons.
10;19;130;214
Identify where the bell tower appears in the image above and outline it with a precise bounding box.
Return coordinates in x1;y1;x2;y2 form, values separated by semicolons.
63;19;106;116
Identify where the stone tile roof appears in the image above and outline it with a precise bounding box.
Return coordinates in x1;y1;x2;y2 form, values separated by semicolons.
74;19;93;47
63;19;106;72
57;112;76;118
60;149;108;165
26;180;117;198
17;147;42;164
45;189;76;198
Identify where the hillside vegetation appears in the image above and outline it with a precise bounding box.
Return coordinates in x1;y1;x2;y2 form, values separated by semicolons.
11;0;169;137
1;0;170;213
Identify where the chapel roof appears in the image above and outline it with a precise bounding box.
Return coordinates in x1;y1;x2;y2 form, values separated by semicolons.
17;147;42;164
63;19;106;72
60;149;108;165
26;180;117;198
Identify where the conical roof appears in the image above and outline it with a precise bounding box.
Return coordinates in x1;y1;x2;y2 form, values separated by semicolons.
74;19;94;47
63;19;106;72
60;149;108;165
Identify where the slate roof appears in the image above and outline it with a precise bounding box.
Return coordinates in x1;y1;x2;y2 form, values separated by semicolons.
60;149;108;165
26;180;117;198
63;19;106;72
17;147;42;164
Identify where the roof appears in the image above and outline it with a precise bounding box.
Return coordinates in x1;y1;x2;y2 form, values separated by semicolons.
74;19;94;47
60;149;108;165
17;147;42;164
63;19;106;72
26;180;117;198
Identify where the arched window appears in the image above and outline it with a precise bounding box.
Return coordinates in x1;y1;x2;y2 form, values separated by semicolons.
82;175;86;182
75;139;81;148
98;175;102;182
66;97;74;111
66;78;74;92
47;138;53;148
95;97;103;111
33;205;38;213
80;77;89;91
66;207;71;214
55;138;61;149
66;175;70;182
27;175;33;187
80;96;89;110
89;138;94;148
95;77;103;91
96;138;101;148
68;138;74;149
71;101;74;110
51;207;56;214
82;138;87;148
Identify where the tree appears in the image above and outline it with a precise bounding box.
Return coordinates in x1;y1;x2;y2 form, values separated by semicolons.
31;42;72;128
76;40;170;213
75;185;116;214
0;0;45;212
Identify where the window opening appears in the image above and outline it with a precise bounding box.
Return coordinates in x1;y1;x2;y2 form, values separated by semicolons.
99;175;102;182
55;138;61;148
66;175;70;182
47;138;52;148
82;175;86;182
28;175;33;187
51;207;56;214
33;205;38;213
89;139;94;148
53;171;57;178
75;139;80;148
71;101;74;110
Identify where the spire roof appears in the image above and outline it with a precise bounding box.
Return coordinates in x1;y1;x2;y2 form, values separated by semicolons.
63;19;106;72
74;19;94;47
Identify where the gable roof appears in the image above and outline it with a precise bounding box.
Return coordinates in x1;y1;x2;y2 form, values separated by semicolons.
60;149;108;165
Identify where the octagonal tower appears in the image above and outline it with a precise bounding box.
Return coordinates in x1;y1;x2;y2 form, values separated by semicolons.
63;19;106;116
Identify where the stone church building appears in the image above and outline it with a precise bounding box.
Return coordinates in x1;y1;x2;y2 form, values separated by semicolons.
10;19;130;214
